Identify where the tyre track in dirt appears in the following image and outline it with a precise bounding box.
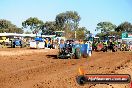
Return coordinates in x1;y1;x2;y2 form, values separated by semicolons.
0;49;131;88
0;49;88;88
26;52;132;88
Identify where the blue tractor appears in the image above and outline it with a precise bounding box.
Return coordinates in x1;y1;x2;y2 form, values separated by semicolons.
10;39;23;48
57;40;92;59
57;43;82;59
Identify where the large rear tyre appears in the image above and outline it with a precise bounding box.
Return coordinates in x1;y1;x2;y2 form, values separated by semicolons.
75;48;81;59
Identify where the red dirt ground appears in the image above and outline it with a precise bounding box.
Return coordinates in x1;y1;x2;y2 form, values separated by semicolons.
0;48;131;88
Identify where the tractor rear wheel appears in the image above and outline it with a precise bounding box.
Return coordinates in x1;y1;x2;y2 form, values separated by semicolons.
75;48;81;59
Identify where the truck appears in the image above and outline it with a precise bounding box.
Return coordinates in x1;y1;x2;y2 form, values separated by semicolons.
30;37;45;49
0;37;10;46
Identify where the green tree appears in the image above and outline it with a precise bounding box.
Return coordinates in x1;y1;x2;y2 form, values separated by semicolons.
0;19;23;33
95;22;116;33
40;21;56;35
22;17;43;33
55;13;66;30
25;31;32;34
55;11;81;31
65;11;81;30
76;27;90;39
0;19;12;29
115;22;132;32
41;21;56;31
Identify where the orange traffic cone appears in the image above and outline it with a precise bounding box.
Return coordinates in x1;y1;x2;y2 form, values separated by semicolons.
79;67;85;75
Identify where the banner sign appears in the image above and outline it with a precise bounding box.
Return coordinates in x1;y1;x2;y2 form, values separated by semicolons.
122;32;132;38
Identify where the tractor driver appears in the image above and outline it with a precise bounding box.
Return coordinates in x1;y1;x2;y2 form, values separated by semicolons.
64;40;73;53
59;39;65;48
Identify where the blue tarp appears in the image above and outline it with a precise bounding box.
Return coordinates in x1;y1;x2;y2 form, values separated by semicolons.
35;37;43;42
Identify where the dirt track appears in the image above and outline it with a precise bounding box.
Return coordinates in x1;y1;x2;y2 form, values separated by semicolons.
0;48;132;88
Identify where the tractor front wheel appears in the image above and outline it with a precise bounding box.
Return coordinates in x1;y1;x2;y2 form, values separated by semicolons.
70;54;75;59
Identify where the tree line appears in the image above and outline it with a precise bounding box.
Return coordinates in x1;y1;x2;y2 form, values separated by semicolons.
0;19;23;33
0;11;132;39
95;21;132;38
22;11;89;39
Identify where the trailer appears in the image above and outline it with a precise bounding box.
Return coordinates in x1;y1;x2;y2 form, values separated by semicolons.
30;37;45;49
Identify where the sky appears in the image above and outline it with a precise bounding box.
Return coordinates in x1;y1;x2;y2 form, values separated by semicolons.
0;0;132;34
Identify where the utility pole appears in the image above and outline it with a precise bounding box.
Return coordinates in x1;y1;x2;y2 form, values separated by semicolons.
75;31;76;39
